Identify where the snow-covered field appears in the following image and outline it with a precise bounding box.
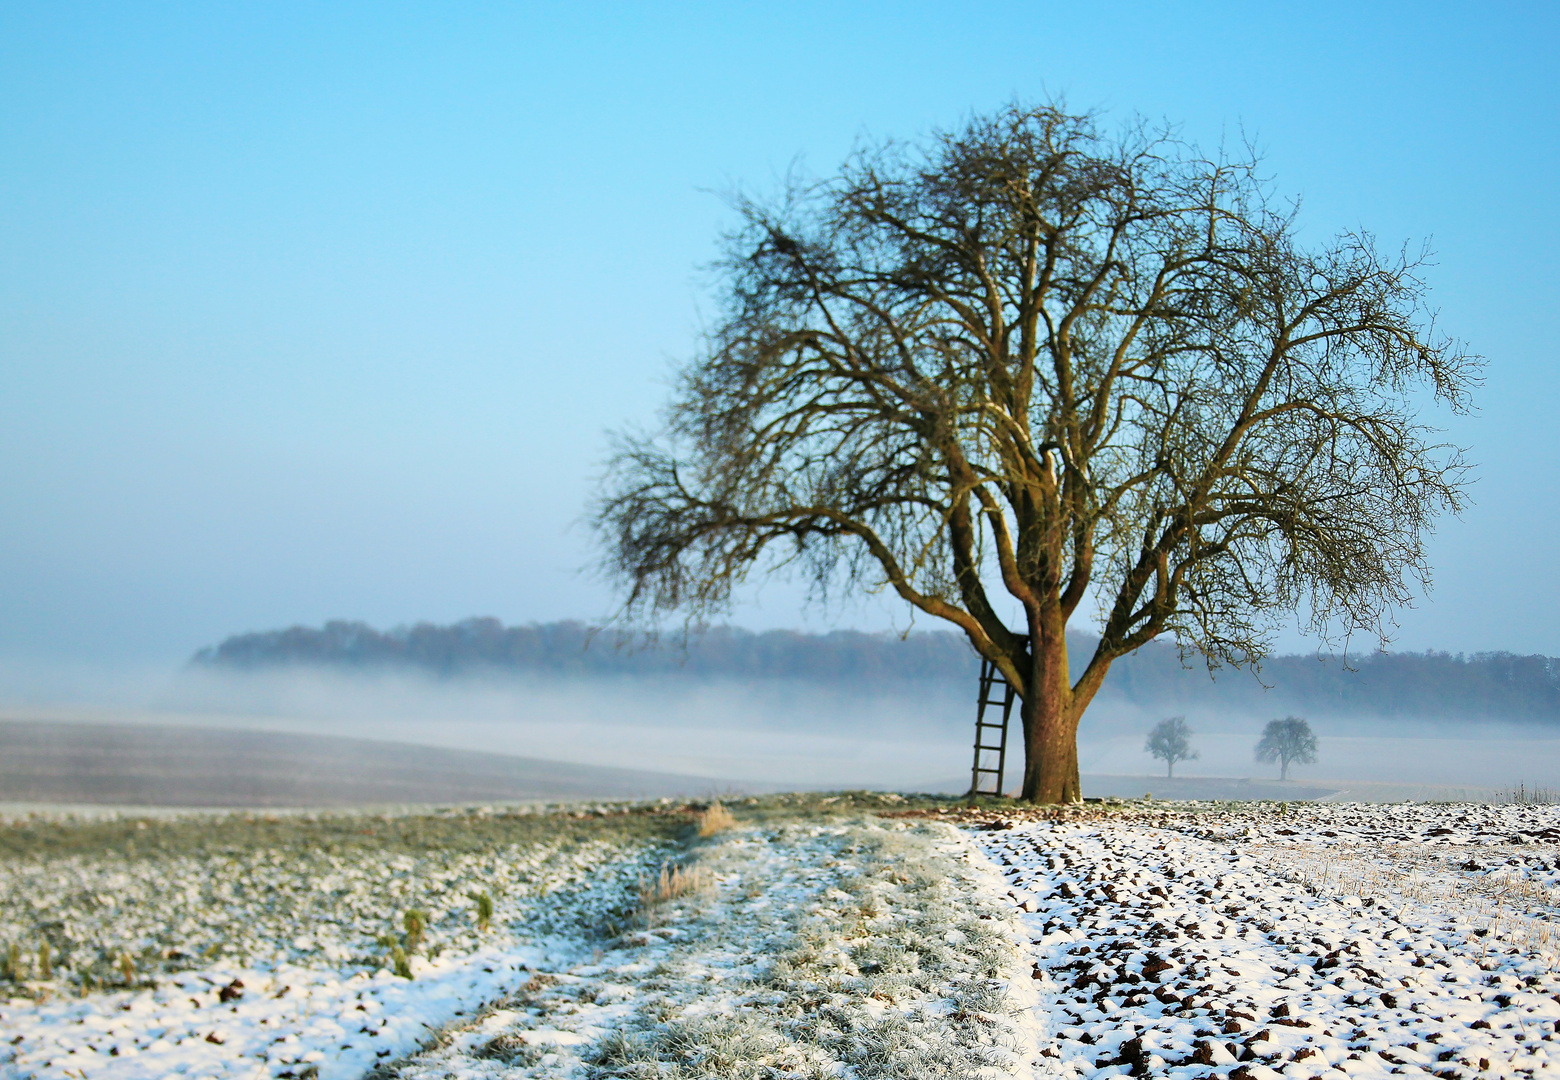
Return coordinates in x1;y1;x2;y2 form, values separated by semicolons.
0;804;687;1078
987;801;1560;1078
5;797;1560;1079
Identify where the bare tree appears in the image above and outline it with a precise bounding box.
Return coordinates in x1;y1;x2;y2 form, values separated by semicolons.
593;101;1476;803
1146;716;1198;778
1255;716;1318;780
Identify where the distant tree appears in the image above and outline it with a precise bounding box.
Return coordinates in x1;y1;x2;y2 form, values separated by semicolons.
1255;716;1317;780
1145;716;1198;778
592;100;1476;803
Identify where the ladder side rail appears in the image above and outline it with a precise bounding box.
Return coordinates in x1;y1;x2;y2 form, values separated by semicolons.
995;680;1018;798
970;657;997;796
997;636;1028;797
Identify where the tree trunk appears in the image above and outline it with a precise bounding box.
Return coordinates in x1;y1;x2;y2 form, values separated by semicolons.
1018;621;1082;803
1281;757;1290;781
1168;760;1174;779
1019;694;1082;802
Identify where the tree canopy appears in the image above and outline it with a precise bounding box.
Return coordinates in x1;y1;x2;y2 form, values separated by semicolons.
1256;716;1319;780
1145;716;1198;778
594;101;1476;802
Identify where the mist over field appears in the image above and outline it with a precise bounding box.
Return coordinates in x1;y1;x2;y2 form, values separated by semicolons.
0;660;971;793
5;620;1560;803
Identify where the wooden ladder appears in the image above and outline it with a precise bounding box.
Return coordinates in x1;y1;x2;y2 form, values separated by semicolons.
969;638;1025;798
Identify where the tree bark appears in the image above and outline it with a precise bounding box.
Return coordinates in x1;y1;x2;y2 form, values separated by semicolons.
1019;621;1083;803
1019;695;1083;802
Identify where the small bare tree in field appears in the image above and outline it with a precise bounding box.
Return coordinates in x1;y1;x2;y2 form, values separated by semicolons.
594;101;1476;803
1256;716;1318;780
1146;716;1198;778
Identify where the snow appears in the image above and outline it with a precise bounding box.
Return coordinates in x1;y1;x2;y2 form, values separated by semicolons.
2;947;541;1078
5;799;1560;1079
392;816;1036;1079
0;806;681;1079
980;800;1560;1078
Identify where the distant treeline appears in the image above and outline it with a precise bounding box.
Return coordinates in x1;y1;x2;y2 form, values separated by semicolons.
193;617;1560;723
1105;643;1560;724
192;618;978;684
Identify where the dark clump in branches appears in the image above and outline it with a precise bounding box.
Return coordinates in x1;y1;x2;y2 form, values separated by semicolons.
594;101;1476;803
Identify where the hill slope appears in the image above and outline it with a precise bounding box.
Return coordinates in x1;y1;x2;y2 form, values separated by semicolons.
0;719;740;807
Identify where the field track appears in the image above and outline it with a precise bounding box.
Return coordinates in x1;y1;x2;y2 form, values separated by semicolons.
4;798;1560;1078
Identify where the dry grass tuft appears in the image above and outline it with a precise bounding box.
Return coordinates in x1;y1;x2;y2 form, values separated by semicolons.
638;863;713;911
696;801;737;838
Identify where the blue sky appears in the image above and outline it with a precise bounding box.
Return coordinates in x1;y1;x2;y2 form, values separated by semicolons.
2;2;1556;663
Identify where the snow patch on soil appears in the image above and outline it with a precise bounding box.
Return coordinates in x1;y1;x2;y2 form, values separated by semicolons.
983;801;1560;1078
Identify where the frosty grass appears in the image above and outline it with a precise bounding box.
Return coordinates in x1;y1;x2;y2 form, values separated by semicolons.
4;797;1560;1079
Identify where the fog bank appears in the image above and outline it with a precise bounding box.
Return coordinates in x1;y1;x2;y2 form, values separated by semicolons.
2;659;1557;799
